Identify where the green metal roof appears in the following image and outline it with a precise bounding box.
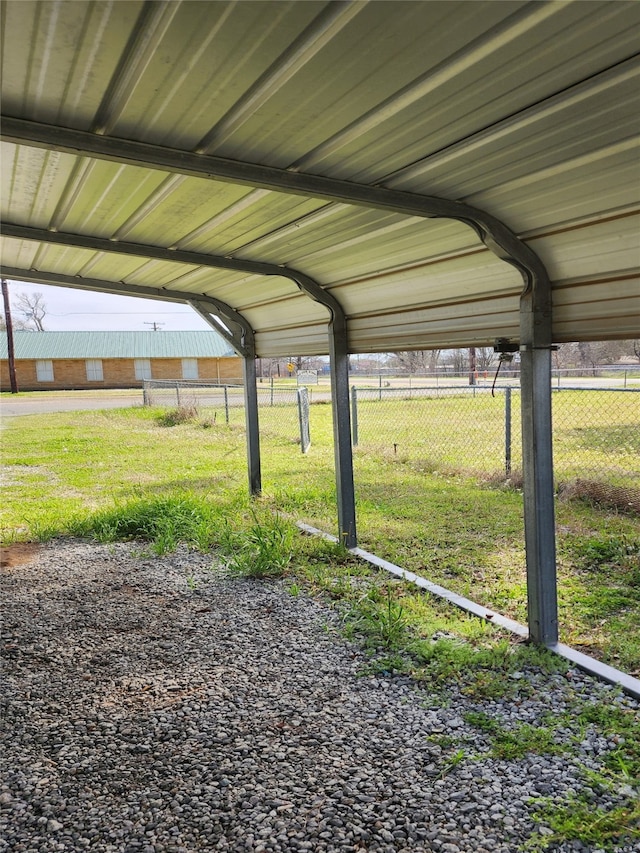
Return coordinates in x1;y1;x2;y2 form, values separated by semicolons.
0;331;236;360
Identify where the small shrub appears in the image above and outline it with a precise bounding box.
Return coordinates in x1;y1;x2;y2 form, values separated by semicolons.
347;583;409;649
157;406;199;427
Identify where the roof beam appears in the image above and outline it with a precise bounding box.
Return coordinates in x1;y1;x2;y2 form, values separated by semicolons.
0;264;254;357
1;222;289;278
1;221;350;339
1;115;469;219
1;115;548;292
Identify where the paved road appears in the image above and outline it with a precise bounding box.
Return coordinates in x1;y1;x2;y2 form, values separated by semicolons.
0;391;143;418
2;378;636;420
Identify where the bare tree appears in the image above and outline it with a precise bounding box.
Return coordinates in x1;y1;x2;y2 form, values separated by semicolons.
468;347;477;385
15;292;47;331
428;349;441;371
388;351;429;374
476;347;497;372
450;349;466;374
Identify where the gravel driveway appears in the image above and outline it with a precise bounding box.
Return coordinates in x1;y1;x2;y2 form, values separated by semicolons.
1;540;638;853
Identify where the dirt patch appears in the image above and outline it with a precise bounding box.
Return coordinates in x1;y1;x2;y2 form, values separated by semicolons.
0;542;42;569
0;464;58;487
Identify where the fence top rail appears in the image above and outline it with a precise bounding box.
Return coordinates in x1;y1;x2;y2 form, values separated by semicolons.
352;384;639;394
143;380;245;389
552;386;640;393
352;384;510;393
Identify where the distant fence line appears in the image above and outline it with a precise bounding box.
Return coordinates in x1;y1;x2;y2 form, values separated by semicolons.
143;379;310;449
143;379;640;510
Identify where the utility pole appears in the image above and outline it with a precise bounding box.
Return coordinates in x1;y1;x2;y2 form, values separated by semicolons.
468;346;477;386
1;279;18;393
144;321;165;331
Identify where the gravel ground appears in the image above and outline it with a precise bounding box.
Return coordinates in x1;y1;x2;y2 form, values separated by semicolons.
1;539;638;853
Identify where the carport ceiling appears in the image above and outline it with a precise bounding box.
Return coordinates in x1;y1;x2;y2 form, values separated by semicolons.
1;0;639;357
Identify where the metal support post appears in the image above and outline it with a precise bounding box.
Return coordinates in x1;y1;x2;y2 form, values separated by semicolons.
242;355;261;496
520;285;558;645
329;321;357;547
297;387;311;453
224;385;229;424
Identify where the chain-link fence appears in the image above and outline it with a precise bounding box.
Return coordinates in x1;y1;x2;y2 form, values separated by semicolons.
142;379;306;447
351;385;520;478
143;379;639;510
351;385;639;510
552;389;639;510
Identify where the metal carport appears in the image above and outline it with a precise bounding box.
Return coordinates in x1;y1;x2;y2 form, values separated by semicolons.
1;1;639;683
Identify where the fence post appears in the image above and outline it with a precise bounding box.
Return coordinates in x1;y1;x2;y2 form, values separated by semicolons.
505;386;512;477
378;372;382;401
351;386;358;446
224;385;229;424
297;387;311;453
270;376;274;407
175;381;180;407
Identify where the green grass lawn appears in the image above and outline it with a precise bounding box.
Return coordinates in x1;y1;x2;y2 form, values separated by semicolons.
351;389;639;488
1;402;639;674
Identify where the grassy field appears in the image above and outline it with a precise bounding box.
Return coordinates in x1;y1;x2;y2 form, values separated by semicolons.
351;388;639;488
1;401;638;675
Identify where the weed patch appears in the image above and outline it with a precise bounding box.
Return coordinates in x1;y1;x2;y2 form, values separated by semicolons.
490;723;564;760
529;797;640;851
345;583;410;650
224;511;295;579
156;406;199;427
67;493;229;555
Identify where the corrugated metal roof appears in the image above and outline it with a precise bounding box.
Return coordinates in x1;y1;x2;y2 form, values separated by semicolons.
1;1;639;355
0;331;236;360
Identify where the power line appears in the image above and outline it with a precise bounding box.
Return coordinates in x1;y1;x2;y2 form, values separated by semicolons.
46;311;194;317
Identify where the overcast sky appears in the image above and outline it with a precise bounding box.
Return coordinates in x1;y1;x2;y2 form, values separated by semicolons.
2;279;213;332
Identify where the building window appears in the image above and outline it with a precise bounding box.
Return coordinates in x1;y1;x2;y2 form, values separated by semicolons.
182;358;198;380
86;359;104;381
134;359;152;380
36;360;54;382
